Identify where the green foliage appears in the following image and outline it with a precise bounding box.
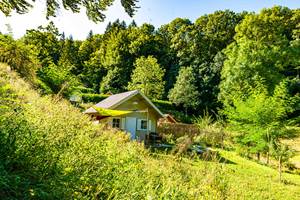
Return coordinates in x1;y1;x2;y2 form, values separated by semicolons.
58;36;81;74
195;111;215;130
97;28;133;93
158;18;191;94
100;67;126;94
0;64;233;200
93;22;166;94
23;22;61;67
2;6;299;120
220;6;300;104
271;142;295;182
38;63;80;95
81;93;109;103
272;143;295;166
0;34;39;80
81;51;107;92
224;82;293;156
1;64;300;199
194;112;226;147
0;0;139;22
166;11;244;111
128;56;165;99
168;66;200;112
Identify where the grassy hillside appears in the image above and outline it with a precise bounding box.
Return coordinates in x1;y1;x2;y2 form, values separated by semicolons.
0;63;300;199
217;150;300;199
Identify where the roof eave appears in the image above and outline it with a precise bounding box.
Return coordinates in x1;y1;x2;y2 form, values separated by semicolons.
137;91;164;118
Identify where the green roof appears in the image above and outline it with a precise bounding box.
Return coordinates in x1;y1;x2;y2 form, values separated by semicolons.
93;106;133;117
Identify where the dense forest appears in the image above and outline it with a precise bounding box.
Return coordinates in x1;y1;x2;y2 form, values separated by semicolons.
1;6;299;117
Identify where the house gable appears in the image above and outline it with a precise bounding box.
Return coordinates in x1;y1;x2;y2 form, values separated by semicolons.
114;93;161;119
84;90;164;118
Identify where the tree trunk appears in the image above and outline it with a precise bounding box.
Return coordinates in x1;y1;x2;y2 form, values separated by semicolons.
279;157;282;182
257;152;260;161
267;151;270;165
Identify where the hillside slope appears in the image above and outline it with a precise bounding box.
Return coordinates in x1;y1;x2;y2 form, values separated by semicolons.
283;132;300;168
0;63;299;199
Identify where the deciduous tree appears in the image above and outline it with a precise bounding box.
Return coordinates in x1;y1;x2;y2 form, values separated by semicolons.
223;81;293;160
128;56;165;99
0;0;139;22
168;66;200;115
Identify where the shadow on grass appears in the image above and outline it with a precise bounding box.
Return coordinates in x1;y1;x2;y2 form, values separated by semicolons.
216;156;237;165
148;145;237;165
282;179;299;186
282;127;300;139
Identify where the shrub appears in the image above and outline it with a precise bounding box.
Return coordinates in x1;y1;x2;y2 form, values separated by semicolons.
72;86;95;93
37;63;81;96
158;123;199;138
153;99;193;123
0;34;39;81
194;112;227;148
152;99;174;110
81;93;109;103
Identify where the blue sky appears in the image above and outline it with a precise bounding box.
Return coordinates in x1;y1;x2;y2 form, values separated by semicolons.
0;0;299;39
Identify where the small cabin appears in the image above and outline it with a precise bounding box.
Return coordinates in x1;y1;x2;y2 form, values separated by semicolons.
84;90;164;141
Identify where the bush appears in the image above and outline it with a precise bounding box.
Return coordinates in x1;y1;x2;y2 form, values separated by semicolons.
37;63;81;96
158;123;199;138
153;99;193;123
81;93;109;103
72;86;95;94
194;113;227;148
152;99;174;111
0;34;39;81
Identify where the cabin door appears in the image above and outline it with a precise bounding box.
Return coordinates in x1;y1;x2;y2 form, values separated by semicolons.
126;117;136;140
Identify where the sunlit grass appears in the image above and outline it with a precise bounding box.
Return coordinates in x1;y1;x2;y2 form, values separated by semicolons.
1;63;300;199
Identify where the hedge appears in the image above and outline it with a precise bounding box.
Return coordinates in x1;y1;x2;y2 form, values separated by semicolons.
81;93;109;103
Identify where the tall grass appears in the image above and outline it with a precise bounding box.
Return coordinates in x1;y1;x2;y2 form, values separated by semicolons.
1;64;300;199
194;111;227;148
0;63;229;199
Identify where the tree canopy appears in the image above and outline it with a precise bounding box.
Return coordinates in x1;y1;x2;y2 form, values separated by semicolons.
168;66;200;113
0;6;299;123
224;82;293;157
0;0;139;22
128;56;165;99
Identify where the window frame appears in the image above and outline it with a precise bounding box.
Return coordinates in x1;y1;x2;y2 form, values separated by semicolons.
138;119;148;131
112;117;121;128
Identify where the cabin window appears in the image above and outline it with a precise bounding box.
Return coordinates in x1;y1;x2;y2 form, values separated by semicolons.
137;119;148;131
112;118;121;128
141;120;147;130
